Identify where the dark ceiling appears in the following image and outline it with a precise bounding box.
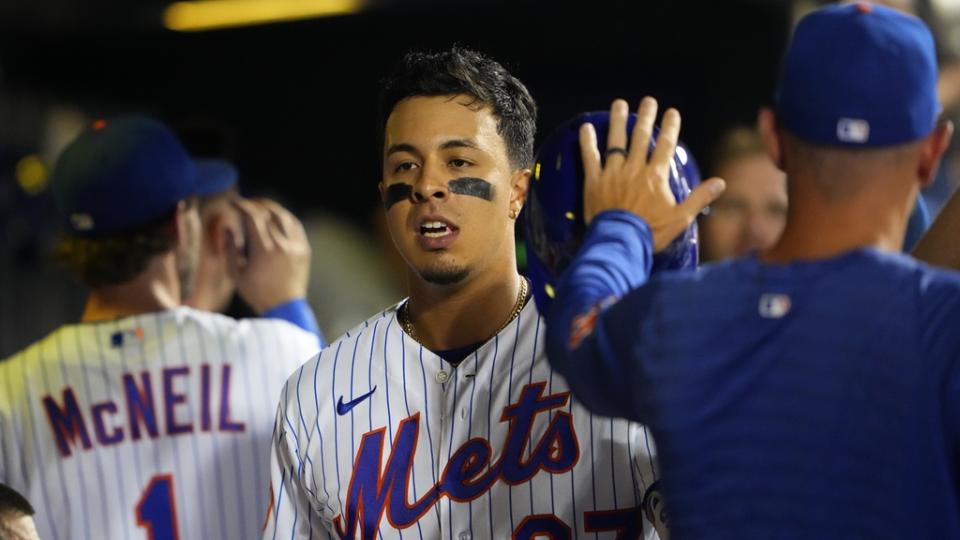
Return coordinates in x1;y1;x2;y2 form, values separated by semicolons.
0;0;792;223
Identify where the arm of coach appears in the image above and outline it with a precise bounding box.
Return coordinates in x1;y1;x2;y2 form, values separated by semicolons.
544;97;724;418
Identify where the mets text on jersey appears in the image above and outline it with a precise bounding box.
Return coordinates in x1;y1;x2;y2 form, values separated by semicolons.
332;381;638;538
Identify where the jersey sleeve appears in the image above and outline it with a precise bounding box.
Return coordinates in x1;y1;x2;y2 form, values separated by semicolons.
544;210;656;421
262;298;326;348
262;378;327;539
252;319;322;374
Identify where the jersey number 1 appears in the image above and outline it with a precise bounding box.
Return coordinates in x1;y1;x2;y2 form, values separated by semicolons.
136;474;181;540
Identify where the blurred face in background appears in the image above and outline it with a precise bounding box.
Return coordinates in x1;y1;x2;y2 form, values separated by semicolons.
381;95;527;286
700;153;788;262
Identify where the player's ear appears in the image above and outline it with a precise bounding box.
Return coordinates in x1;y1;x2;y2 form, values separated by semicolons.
510;168;531;218
757;108;785;171
169;200;186;244
171;197;198;250
207;214;229;256
917;119;954;187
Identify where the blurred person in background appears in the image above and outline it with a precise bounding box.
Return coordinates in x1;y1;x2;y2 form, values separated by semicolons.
0;116;320;539
699;126;788;262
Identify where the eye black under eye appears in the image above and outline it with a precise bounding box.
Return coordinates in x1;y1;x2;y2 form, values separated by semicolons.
383;183;413;210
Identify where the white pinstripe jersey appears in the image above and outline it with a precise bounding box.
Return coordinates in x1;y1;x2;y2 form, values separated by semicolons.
265;299;663;540
0;307;320;540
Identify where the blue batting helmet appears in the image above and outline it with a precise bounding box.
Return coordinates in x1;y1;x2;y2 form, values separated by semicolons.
523;111;700;313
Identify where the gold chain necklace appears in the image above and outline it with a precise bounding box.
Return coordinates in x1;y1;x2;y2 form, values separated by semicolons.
400;277;529;344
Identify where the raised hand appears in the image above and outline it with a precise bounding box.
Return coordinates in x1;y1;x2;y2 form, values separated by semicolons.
581;97;726;252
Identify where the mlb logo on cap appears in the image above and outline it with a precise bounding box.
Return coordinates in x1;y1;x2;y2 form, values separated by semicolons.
837;118;870;144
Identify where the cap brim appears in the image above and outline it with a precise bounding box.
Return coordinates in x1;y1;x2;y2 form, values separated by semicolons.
194;158;238;196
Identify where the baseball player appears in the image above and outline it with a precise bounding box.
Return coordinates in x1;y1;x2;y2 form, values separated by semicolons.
263;47;672;539
540;4;960;539
0;484;40;540
0;116;321;539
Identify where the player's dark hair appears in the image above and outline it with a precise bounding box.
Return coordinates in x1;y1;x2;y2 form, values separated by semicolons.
0;483;34;516
53;201;192;288
709;126;767;175
379;46;538;169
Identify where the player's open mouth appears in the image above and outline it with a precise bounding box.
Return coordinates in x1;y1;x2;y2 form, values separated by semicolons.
416;217;460;250
420;221;457;238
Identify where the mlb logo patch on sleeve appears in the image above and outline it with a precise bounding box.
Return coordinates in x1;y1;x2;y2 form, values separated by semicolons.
758;294;791;319
111;327;145;347
569;295;619;349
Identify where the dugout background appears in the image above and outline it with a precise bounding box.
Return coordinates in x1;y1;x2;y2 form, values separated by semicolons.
0;0;809;354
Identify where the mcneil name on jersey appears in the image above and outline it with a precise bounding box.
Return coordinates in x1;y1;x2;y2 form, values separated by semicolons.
41;364;245;457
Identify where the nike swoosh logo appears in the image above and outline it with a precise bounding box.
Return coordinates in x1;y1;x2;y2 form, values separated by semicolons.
336;386;377;415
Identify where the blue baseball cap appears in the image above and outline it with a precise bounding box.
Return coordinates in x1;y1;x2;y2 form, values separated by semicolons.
775;2;939;147
195;158;238;197
51;116;200;236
